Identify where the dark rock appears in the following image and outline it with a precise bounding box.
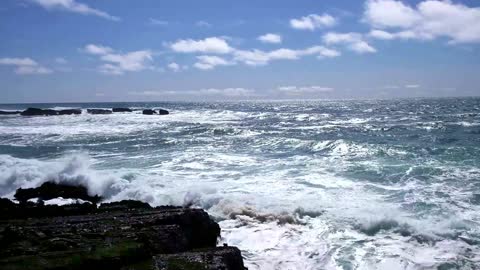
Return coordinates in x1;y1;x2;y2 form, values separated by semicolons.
87;109;112;114
99;200;152;212
20;108;58;116
157;109;169;115
153;247;245;270
143;109;156;115
0;111;21;115
0;183;245;270
112;108;133;113
58;109;82;115
0;201;233;269
14;182;102;204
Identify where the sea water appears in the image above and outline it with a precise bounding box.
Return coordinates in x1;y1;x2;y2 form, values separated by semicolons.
0;98;479;269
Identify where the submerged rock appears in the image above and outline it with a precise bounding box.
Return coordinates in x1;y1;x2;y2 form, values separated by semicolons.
143;109;156;115
0;110;21;115
58;109;82;115
20;108;58;116
87;109;112;114
112;107;133;112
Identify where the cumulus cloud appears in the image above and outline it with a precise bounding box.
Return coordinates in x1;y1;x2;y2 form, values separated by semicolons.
167;62;180;72
0;57;52;75
364;0;480;44
369;29;418;40
29;0;119;21
323;32;377;54
84;44;113;55
84;44;153;75
170;37;233;54
290;14;337;30
277;85;334;95
233;46;340;66
194;55;232;70
258;33;282;44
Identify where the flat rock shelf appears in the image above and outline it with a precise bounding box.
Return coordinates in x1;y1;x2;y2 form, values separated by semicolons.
0;183;246;270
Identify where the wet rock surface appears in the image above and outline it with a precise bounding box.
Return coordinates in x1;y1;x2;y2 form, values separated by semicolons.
157;109;169;115
87;109;113;114
0;111;21;115
0;182;245;270
143;109;156;115
112;108;133;112
20;108;58;116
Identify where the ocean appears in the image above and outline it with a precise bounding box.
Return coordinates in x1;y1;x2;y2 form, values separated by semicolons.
0;97;479;269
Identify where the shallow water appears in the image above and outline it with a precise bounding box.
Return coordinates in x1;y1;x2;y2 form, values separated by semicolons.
1;98;479;269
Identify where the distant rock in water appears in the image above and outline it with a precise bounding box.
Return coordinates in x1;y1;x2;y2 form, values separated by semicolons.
20;108;58;116
143;109;156;115
0;182;245;270
112;107;133;112
14;182;102;204
157;109;169;115
0;110;21;115
58;109;82;115
143;109;169;115
87;109;112;114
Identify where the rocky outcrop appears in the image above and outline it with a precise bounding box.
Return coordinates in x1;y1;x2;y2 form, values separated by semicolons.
0;183;245;270
58;109;82;115
143;109;156;115
0;111;21;115
158;109;169;115
154;247;245;270
143;109;170;115
112;108;133;112
14;182;102;204
20;108;58;116
87;109;112;114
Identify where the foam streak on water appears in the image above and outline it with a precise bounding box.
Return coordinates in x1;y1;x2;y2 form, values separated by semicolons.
0;98;480;269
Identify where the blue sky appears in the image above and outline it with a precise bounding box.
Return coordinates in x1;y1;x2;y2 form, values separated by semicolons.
0;0;479;103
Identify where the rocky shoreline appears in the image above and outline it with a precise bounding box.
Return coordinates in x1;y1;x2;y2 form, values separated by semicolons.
0;107;169;116
0;182;245;270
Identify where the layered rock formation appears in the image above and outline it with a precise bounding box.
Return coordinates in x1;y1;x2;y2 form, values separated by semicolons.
0;183;245;270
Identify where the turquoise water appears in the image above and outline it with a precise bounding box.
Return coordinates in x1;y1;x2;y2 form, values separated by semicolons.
1;98;479;269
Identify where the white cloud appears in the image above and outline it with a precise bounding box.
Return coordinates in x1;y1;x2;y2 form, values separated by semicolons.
167;62;180;72
277;85;334;95
196;21;212;27
194;55;232;70
29;0;119;21
149;18;168;26
369;29;417;40
364;0;480;44
84;44;113;55
364;0;420;28
323;32;377;54
405;84;420;88
258;33;282;44
170;37;233;54
233;45;340;66
84;44;153;75
0;57;52;75
290;14;337;30
55;57;67;64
